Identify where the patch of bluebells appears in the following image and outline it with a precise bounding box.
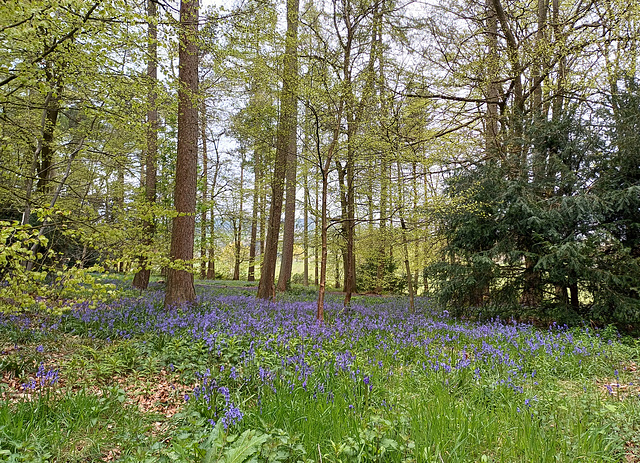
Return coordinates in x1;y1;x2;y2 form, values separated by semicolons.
187;369;244;429
21;363;59;391
2;290;625;418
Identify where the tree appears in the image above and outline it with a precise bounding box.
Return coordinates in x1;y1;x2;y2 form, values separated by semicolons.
257;0;299;300
165;0;199;306
275;0;300;292
133;0;159;290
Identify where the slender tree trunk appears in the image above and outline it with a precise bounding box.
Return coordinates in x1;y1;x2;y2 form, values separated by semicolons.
22;92;53;226
336;160;348;290
207;143;221;280
259;173;266;258
207;215;216;279
343;114;356;306
492;0;525;172
401;219;414;313
303;170;309;286
248;149;259;281
317;168;329;322
27;139;85;271
412;163;420;291
316;109;344;321
485;0;500;160
377;154;387;293
314;173;319;286
257;0;299;299
532;0;549;183
395;160;414;312
36;69;62;195
165;0;198;306
233;158;244;280
133;0;158;290
200;99;208;279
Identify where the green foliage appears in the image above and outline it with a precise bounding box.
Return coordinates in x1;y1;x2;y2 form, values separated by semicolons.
0;221;122;314
430;102;640;328
201;423;270;463
0;221;49;310
357;256;407;294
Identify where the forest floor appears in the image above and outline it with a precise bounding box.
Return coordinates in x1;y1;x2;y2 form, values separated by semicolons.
1;278;640;462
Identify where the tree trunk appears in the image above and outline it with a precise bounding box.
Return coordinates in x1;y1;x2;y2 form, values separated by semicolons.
485;0;500;160
206;141;221;280
233;158;244;280
133;0;158;290
257;0;299;299
401;218;414;313
36;69;62;195
27;138;85;271
248;149;260;281
276;97;298;291
520;255;541;307
200;99;208;280
343;114;356;306
303;169;309;286
22;92;54;226
492;0;525;173
569;282;579;311
316;92;344;322
314;173;319;286
165;0;198;307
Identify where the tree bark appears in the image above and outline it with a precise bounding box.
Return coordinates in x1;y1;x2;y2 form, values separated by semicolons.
233;158;244;280
36;68;62;195
257;0;299;299
485;0;500;159
248;149;260;281
303;169;309;286
165;0;198;306
207;140;221;280
276;87;299;291
22;92;53;226
133;0;158;290
200;99;208;280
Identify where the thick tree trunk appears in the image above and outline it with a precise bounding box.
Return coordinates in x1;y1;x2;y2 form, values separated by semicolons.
257;0;299;299
165;0;198;306
276;108;298;291
569;282;579;311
